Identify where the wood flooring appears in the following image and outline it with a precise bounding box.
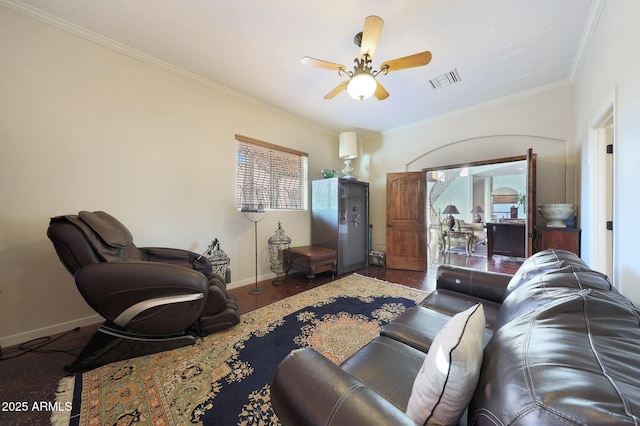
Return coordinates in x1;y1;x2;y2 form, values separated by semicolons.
0;248;522;425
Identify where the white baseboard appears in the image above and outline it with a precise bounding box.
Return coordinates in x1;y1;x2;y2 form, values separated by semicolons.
227;272;276;290
0;314;103;349
1;275;276;348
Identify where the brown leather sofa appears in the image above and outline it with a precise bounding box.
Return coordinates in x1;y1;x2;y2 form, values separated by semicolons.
271;249;640;425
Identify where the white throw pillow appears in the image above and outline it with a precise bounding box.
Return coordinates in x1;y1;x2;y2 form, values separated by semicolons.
405;304;485;425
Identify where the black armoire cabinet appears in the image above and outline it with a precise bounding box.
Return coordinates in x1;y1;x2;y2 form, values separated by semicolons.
311;178;369;275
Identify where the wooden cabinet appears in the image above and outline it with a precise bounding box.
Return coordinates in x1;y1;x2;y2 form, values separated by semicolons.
535;227;581;256
487;222;526;258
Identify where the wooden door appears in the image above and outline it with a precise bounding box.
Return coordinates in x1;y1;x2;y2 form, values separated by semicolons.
525;148;537;257
386;172;427;271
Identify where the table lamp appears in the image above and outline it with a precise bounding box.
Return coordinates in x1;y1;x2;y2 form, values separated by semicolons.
471;205;485;223
339;131;358;178
442;204;460;230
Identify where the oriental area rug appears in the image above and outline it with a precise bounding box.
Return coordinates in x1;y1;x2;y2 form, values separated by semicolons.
54;274;427;426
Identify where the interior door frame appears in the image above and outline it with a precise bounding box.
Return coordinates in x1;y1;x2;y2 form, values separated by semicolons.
589;100;615;281
525;148;537;257
424;150;536;257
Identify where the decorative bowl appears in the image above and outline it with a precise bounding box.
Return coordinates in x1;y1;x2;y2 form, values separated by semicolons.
538;203;574;227
320;169;336;178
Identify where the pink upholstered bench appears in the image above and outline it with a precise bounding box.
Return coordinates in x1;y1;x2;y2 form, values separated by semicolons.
285;245;337;282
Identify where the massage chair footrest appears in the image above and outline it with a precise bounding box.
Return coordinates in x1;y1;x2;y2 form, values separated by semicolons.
65;323;197;373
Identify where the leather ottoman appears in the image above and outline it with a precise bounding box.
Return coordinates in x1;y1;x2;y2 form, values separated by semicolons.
285;245;337;282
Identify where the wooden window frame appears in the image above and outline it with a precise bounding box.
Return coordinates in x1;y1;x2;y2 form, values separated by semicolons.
236;134;308;211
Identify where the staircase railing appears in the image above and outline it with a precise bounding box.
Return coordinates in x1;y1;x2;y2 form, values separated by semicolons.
428;168;462;223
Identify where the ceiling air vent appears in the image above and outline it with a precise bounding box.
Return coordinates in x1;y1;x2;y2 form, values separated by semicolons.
429;69;461;89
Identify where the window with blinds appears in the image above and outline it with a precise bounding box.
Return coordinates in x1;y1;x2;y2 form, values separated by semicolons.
236;134;308;211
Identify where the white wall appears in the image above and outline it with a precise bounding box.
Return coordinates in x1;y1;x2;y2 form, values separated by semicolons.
359;85;575;252
0;7;339;347
573;0;640;303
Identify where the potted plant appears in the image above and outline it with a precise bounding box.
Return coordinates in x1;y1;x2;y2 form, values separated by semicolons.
516;193;526;213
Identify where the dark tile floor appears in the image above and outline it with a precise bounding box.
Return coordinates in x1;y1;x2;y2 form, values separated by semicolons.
0;248;522;425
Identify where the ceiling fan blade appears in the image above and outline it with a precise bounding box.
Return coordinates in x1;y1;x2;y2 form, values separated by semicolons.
301;56;346;71
324;81;347;99
381;51;432;72
360;15;384;59
374;80;389;100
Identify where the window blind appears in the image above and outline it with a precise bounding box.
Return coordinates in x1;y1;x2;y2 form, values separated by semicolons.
236;134;308;210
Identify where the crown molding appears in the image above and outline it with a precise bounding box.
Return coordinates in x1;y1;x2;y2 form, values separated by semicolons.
570;0;606;81
0;0;334;136
0;0;254;101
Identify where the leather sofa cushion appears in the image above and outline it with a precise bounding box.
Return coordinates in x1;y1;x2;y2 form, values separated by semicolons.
496;269;614;330
436;265;512;304
381;306;493;353
419;290;501;329
271;348;415;426
381;306;451;353
341;336;426;411
505;249;591;297
471;289;640;425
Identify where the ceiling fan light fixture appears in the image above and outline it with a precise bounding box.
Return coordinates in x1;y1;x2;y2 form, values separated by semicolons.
347;72;377;100
302;15;431;101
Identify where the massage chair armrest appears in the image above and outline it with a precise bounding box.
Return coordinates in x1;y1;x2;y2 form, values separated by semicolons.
436;264;513;303
75;262;208;331
139;246;213;275
271;348;415;426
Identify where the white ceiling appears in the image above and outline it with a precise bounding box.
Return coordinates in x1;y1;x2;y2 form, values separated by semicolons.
9;0;597;134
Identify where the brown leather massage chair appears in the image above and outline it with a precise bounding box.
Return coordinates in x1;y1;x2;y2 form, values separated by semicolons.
47;210;240;372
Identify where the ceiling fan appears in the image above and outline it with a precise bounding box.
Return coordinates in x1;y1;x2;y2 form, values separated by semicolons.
301;15;432;101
